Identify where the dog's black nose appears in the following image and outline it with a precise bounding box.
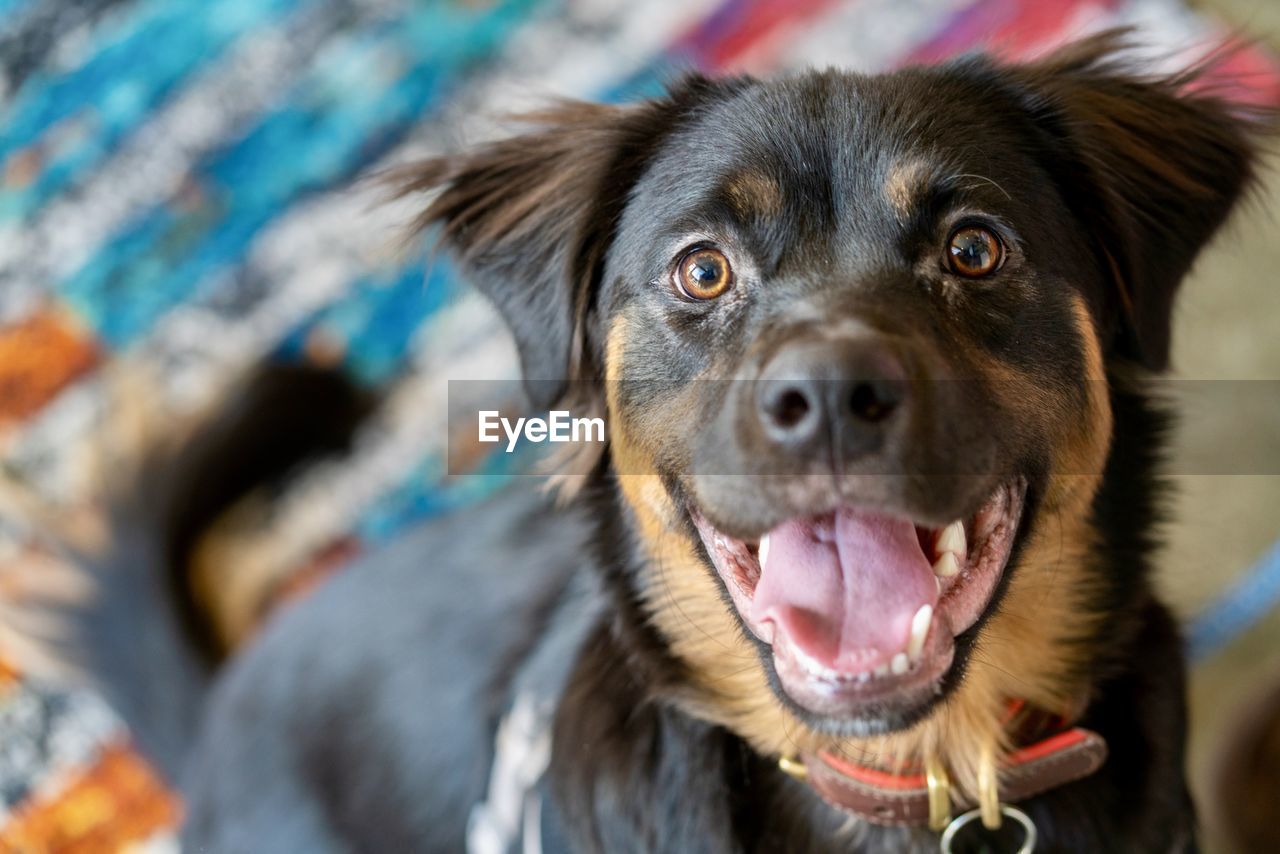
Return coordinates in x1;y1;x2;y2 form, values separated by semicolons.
755;339;907;460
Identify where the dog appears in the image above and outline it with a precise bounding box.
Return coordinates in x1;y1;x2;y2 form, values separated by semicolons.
66;31;1269;852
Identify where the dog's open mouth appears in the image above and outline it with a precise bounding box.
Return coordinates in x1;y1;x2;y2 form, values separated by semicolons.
691;480;1026;724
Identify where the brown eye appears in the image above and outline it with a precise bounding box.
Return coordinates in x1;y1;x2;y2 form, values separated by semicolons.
946;226;1003;278
675;247;733;300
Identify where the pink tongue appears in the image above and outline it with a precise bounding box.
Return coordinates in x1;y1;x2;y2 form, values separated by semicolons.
752;509;937;672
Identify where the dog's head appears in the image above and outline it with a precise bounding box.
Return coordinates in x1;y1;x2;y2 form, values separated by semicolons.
403;33;1261;763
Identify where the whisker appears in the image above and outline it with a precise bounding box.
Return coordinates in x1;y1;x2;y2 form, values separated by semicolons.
948;172;1013;200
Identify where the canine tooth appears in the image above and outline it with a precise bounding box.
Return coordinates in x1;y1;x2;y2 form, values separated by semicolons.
932;552;960;578
758;534;770;566
907;604;932;660
938;521;967;557
891;652;910;675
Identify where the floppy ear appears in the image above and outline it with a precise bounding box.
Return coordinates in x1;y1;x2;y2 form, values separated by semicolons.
1008;32;1267;370
394;78;731;407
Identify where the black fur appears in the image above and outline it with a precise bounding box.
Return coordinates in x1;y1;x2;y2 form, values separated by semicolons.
161;361;377;662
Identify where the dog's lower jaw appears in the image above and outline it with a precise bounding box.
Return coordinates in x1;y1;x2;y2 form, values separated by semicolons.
690;479;1026;729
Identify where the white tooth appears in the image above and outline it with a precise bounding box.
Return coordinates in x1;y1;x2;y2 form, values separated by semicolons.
938;520;967;556
935;576;943;595
932;551;960;578
907;604;932;660
891;652;910;675
874;663;889;678
758;534;770;566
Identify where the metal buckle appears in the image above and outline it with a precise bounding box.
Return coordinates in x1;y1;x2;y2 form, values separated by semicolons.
778;755;808;781
924;753;952;831
978;744;1001;829
939;804;1037;854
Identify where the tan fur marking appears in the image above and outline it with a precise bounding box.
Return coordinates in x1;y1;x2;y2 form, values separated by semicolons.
724;170;783;221
884;159;934;218
187;496;293;652
1044;297;1113;511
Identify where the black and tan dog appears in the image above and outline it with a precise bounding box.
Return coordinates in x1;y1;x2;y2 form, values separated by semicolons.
72;32;1270;852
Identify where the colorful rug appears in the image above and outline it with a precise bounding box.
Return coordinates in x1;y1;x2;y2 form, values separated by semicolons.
1;0;1276;847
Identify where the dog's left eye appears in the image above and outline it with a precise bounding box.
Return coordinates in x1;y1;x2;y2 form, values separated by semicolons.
946;225;1003;278
674;247;734;300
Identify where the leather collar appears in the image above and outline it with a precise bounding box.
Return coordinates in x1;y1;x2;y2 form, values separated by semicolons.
786;702;1108;829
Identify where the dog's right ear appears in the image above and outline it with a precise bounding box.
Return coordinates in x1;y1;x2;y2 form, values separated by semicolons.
393;78;733;408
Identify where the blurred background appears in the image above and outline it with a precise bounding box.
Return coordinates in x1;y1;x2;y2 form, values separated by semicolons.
0;0;1277;850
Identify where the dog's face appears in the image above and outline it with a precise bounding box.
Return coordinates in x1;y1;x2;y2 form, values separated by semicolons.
597;68;1093;730
406;35;1256;753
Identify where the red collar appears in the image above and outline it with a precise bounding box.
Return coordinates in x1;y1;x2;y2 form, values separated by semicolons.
784;701;1108;829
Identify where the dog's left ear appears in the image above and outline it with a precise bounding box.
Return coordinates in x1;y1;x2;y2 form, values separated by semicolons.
393;77;735;407
1007;32;1268;370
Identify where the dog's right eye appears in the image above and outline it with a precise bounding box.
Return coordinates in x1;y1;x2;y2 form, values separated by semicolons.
675;248;734;301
